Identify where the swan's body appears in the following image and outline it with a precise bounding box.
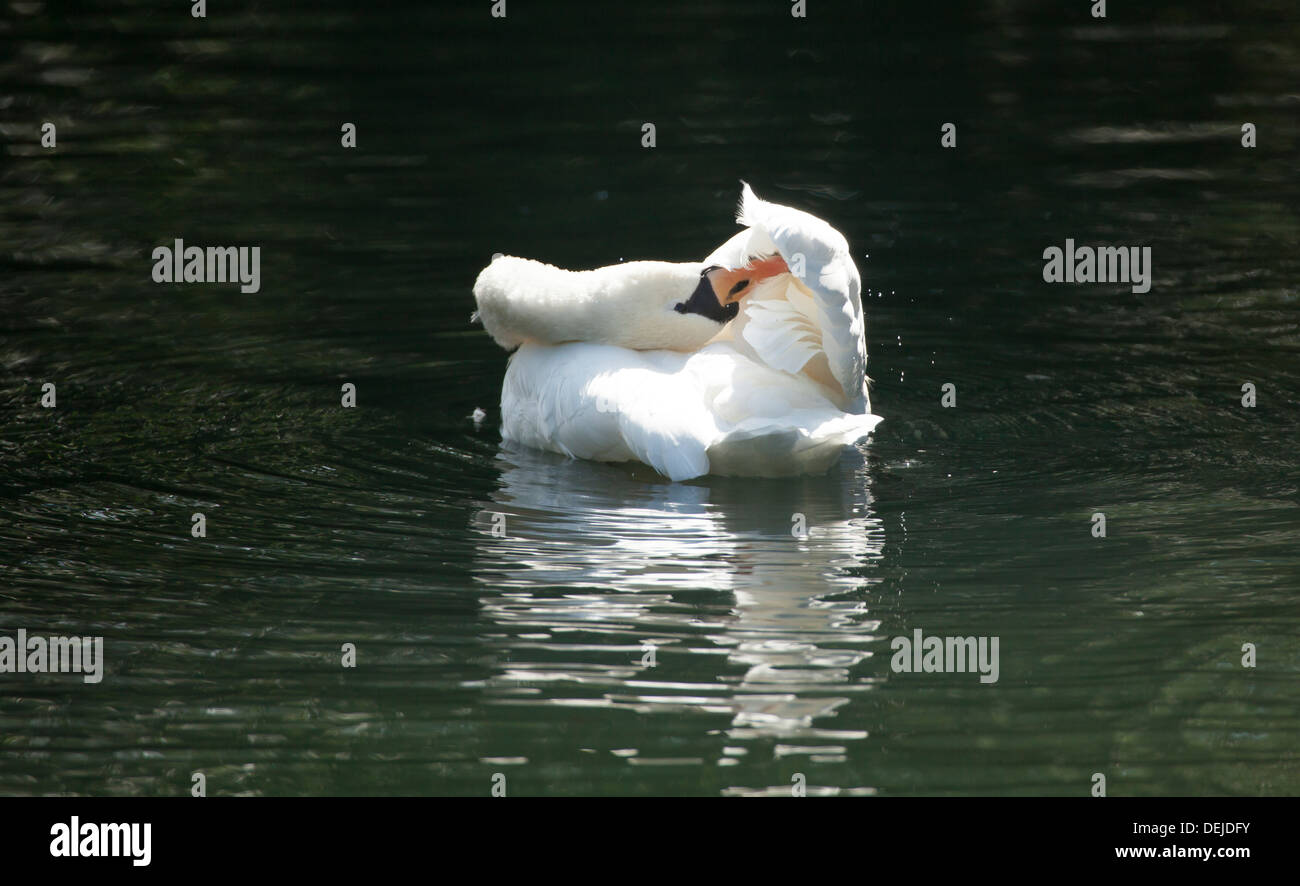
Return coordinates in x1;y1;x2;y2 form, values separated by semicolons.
472;183;881;481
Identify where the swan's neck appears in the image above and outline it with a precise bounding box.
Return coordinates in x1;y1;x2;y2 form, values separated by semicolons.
474;257;731;352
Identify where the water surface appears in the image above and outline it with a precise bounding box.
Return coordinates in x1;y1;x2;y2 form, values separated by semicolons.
1;0;1298;796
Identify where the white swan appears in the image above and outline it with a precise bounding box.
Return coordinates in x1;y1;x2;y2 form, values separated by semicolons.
472;182;881;481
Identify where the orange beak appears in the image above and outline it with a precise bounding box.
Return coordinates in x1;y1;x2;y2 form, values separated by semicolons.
705;254;789;306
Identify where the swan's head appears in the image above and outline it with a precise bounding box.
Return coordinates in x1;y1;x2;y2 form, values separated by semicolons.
673;254;789;322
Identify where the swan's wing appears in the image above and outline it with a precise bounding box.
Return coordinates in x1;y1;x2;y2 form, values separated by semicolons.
501;343;717;482
686;344;880;477
737;280;822;376
703;183;869;414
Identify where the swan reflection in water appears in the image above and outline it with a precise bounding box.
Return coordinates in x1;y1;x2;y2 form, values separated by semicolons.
468;444;886;787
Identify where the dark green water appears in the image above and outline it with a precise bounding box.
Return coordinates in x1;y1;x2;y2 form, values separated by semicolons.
2;1;1297;796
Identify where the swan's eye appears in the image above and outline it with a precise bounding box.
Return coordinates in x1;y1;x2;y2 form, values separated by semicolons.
729;280;750;296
